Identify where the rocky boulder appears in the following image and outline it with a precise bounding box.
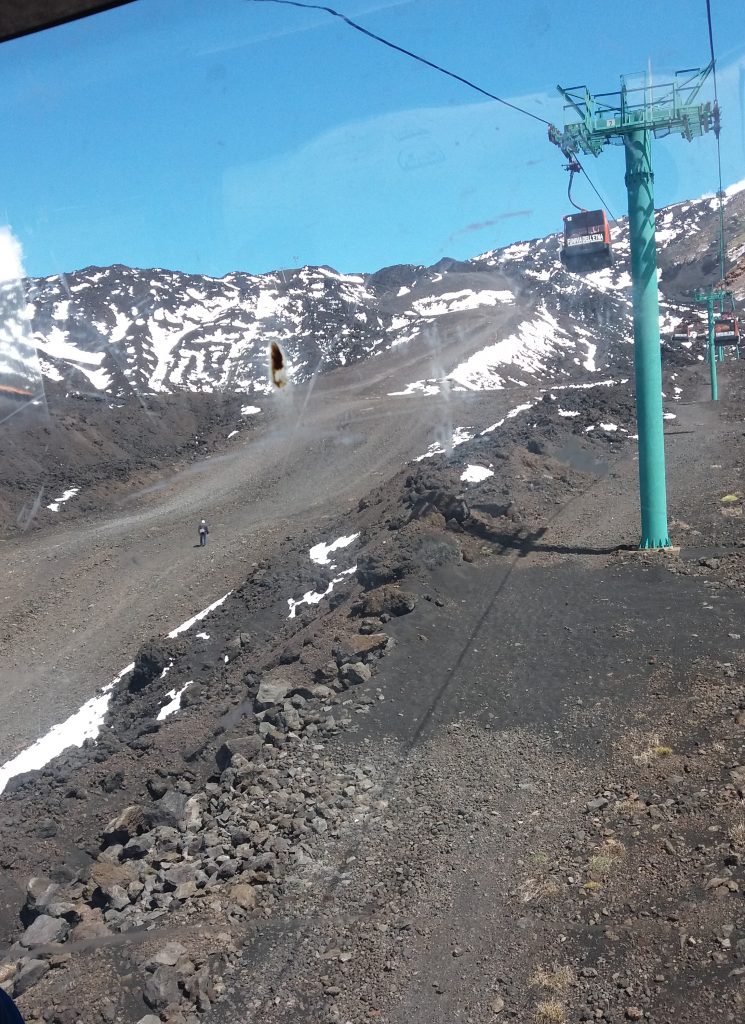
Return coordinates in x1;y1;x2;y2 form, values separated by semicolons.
340;662;372;687
102;804;146;846
215;733;263;771
357;586;417;618
254;668;297;711
127;639;176;694
143;965;180;1011
13;959;49;997
22;877;59;921
20;914;69;948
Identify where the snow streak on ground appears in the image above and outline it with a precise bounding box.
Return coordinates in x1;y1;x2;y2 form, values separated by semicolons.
309;534;359;566
546;379;626;391
724;178;745;198
288;532;360;618
167;592;232;638
415;400;538;463
0;590;242;791
388;380;441;397
581;268;633;294
34;331;106;367
157;682;194;721
448;307;581;391
0;662;135;794
287;566;357;620
481;402;535;435
415;425;474;462
411;289;513;317
47;487;79;512
461;464;494;483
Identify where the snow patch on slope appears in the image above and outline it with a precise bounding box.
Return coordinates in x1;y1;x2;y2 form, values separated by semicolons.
412;289;513;317
0;662;135;795
448;306;585;390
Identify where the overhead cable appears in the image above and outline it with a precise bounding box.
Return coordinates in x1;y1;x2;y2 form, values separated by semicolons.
573;156;617;222
247;0;552;126
249;1;618;220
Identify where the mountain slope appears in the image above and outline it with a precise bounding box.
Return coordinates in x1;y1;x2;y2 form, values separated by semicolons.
11;183;744;401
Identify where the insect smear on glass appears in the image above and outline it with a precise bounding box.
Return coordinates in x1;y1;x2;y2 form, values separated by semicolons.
269;342;289;389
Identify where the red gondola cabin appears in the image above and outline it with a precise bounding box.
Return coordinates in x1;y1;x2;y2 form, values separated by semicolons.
714;316;740;345
560;210;613;270
671;320;700;342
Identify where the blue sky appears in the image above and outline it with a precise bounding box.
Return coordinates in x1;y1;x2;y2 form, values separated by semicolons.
1;0;744;279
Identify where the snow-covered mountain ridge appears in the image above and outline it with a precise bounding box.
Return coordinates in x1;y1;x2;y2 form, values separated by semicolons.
11;182;745;399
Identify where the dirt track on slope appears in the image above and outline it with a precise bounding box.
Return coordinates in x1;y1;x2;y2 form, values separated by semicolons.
0;306;527;759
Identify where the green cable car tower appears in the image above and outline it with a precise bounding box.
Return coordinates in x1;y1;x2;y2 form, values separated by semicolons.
549;66;716;549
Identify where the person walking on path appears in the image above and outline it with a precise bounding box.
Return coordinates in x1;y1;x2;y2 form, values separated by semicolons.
198;519;209;547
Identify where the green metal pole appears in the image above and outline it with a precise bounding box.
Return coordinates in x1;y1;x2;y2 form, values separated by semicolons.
624;128;671;549
707;296;718;401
